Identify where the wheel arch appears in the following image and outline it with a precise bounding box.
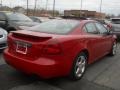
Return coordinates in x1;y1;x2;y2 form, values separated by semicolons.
78;49;89;64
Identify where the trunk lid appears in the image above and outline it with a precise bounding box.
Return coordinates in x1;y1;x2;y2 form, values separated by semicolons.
8;30;58;60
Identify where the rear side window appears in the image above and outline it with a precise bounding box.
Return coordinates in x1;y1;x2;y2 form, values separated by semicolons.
85;23;98;34
95;23;108;34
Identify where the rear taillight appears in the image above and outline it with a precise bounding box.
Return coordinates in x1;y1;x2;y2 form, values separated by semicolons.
42;40;62;54
107;24;112;29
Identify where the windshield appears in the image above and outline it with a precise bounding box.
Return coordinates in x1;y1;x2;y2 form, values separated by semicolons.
111;19;120;24
6;13;32;22
28;20;80;34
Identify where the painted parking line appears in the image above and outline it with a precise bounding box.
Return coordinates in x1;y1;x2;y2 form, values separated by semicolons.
9;82;62;90
0;64;113;90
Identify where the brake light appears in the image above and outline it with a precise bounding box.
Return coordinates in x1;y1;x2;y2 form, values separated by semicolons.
42;40;62;54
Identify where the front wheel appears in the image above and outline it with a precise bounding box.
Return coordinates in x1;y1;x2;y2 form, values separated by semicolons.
109;42;117;56
70;52;87;80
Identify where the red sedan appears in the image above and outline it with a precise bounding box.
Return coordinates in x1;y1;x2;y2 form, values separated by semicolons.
4;19;117;80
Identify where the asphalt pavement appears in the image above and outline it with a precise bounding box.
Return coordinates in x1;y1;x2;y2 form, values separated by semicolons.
0;44;120;90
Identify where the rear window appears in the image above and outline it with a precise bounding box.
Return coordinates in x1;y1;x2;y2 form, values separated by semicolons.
6;12;32;22
28;20;80;34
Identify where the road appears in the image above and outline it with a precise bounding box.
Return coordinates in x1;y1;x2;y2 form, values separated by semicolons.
0;45;120;90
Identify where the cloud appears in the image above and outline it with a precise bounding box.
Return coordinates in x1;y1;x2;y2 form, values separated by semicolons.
1;0;120;15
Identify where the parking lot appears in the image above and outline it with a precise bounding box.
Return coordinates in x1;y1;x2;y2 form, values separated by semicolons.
0;44;119;90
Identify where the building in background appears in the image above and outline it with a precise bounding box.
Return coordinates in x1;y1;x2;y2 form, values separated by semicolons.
64;10;106;19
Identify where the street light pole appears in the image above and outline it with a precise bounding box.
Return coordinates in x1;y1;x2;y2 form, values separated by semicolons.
0;0;2;10
53;0;55;17
45;0;48;14
81;0;83;10
80;0;83;17
1;0;2;6
100;0;102;13
45;0;48;11
27;0;28;15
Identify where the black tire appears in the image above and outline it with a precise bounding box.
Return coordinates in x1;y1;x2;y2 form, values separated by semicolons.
109;42;117;56
70;52;87;80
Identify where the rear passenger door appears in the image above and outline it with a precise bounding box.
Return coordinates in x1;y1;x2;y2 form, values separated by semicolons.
84;22;103;62
95;22;113;53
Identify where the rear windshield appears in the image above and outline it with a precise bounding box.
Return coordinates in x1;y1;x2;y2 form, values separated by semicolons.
6;12;32;22
111;19;120;24
28;20;80;34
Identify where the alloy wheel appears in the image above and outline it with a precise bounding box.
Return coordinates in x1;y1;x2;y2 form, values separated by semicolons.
112;42;117;55
75;55;86;78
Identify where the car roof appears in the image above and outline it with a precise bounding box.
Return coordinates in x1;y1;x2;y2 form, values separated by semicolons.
62;19;95;23
111;18;120;20
61;16;96;22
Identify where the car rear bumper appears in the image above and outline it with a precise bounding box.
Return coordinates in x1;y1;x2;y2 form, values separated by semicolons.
4;49;71;78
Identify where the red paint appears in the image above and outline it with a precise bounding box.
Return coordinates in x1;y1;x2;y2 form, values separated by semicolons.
4;20;116;78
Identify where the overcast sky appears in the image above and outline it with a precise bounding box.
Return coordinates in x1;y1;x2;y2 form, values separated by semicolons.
2;0;120;15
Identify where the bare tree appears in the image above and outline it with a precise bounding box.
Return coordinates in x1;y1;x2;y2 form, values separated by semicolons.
33;0;37;16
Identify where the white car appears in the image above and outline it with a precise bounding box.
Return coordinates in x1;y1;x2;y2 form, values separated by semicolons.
0;28;8;50
30;16;50;23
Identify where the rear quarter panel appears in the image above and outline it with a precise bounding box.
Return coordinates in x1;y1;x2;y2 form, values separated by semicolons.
57;35;93;65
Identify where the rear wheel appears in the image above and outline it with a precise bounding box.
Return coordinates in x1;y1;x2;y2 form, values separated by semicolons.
109;42;117;56
70;52;87;80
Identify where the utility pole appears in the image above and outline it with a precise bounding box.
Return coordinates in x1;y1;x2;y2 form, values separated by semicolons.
45;0;48;11
0;0;2;10
45;0;48;15
27;0;28;15
100;0;102;13
33;0;37;16
1;0;2;7
39;0;42;15
53;0;55;17
80;0;83;17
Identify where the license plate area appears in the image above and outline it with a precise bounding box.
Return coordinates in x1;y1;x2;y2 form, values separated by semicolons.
16;42;28;54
